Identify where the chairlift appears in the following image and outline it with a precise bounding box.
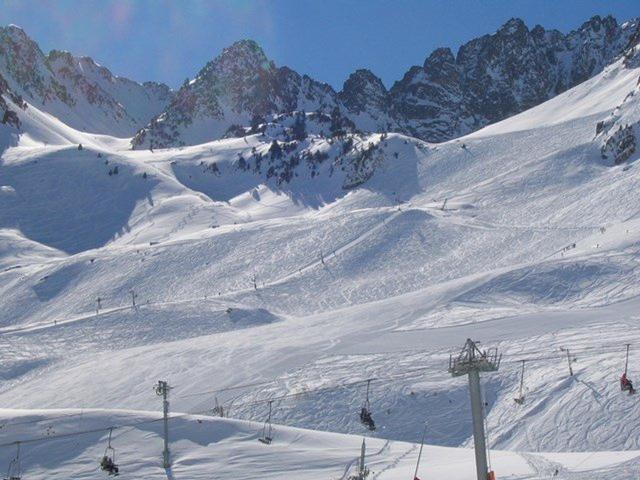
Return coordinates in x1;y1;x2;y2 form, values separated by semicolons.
359;380;376;431
212;397;225;417
4;442;21;480
258;400;274;444
99;428;119;476
621;344;636;395
514;360;526;405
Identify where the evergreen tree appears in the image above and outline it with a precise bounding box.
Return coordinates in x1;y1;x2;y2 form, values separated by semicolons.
269;140;283;159
291;111;307;141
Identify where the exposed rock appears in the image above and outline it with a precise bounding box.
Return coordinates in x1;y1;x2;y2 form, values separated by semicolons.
0;25;173;136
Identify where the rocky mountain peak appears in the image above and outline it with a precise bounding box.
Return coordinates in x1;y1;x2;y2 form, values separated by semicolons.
339;69;388;114
2;24;32;46
496;17;528;37
0;25;172;135
580;14;617;34
132;39;344;149
390;15;640;142
133;15;640;149
199;39;274;81
423;47;456;70
0;14;612;150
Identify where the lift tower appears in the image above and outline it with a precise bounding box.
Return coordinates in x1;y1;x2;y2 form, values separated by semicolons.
449;339;501;480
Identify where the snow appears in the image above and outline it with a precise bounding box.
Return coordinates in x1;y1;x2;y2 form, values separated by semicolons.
1;45;640;478
0;409;638;479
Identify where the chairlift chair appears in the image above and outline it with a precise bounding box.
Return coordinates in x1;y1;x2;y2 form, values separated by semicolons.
359;380;376;431
258;401;274;445
4;443;21;480
99;428;119;476
621;344;636;395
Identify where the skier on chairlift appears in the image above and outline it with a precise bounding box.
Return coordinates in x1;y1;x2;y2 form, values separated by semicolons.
621;372;636;394
359;405;375;431
99;428;120;476
100;455;119;475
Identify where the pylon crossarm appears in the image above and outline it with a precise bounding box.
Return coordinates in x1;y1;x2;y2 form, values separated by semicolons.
449;342;500;376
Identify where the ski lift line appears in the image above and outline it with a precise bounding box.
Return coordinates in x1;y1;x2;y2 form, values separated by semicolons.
0;341;634;458
0;342;637;450
181;344;637;414
0;411;88;430
501;345;632;365
173;342;639;421
0;397;283;452
213;378;377;410
507;343;633;357
178;365;437;404
0;414;175;449
175;379;277;399
187;345;631;413
0;398;283;452
495;343;623;360
204;368;443;411
499;342;637;363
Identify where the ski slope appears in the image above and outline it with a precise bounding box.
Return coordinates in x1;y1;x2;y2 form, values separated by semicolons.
0;409;638;480
1;44;640;477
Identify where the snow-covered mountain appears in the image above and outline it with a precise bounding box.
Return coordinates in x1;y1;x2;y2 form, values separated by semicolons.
3;15;640;479
0;25;172;137
131;39;345;149
133;15;639;149
391;16;640;142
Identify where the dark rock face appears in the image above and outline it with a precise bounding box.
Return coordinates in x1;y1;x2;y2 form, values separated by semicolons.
340;69;388;114
390;15;640;142
338;69;396;132
134;16;639;149
390;47;469;141
597;59;640;167
0;70;25;130
602;124;636;165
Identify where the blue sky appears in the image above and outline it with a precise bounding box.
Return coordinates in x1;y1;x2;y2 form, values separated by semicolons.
0;0;637;89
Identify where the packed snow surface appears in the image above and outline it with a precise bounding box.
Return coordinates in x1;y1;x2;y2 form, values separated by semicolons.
0;409;639;479
1;51;640;478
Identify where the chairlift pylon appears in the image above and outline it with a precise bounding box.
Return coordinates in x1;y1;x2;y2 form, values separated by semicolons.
99;428;119;476
258;400;274;444
412;423;427;480
212;397;225;418
4;442;21;480
359;379;376;431
514;360;526;405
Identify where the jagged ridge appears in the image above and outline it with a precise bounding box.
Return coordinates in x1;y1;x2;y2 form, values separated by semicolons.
0;25;173;136
133;15;640;149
